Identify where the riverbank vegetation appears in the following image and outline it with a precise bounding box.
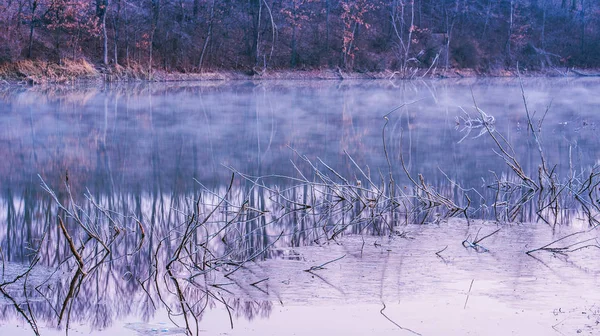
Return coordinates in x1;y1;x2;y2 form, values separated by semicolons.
1;0;600;81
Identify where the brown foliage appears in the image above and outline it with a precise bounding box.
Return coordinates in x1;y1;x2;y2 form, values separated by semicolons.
0;0;599;74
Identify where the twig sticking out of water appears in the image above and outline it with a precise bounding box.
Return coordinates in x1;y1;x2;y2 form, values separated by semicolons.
474;228;501;245
58;217;86;275
462;239;488;253
162;173;235;335
526;231;600;255
250;278;269;287
435;245;448;257
39;175;112;255
464;279;474;309
396;127;470;224
0;286;40;335
380;302;422;335
472;90;537;190
382;101;422;202
456;106;496;143
224;231;284;277
462;228;500;252
463;77;600;227
304;254;346;272
219;293;234;329
0;252;43;335
551;318;568;336
384;101;470;225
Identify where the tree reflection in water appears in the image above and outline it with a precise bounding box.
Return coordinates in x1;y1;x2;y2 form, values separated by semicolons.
1;80;600;334
1;148;600;335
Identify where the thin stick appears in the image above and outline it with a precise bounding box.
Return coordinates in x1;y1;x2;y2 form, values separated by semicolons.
304;254;346;272
526;231;585;254
250;278;269;286
0;287;40;335
464;279;474;309
435;245;448;257
380;302;421;335
58;217;86;275
473;228;501;245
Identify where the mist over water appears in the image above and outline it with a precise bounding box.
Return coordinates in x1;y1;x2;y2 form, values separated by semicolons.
3;78;600;188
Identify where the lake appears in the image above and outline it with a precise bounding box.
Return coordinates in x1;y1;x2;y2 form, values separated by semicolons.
0;78;599;335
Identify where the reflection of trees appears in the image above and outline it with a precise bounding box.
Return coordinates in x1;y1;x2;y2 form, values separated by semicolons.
0;176;281;334
2;79;598;194
2;79;600;333
0;150;462;333
1;148;599;334
230;299;272;320
3;166;595;332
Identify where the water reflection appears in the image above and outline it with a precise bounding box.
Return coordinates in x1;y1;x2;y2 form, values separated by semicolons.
2;78;600;190
1;78;600;334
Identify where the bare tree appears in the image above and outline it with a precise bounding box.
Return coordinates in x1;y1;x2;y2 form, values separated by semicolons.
27;0;38;59
390;0;417;74
97;0;109;65
198;0;215;71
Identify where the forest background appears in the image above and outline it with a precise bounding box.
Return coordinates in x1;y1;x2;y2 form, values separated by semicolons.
0;0;598;78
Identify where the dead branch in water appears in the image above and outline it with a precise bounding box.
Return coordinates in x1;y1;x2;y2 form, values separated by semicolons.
526;231;600;255
380;301;422;335
462;227;500;253
0;286;40;335
304;254;346;272
58;217;86;275
435;245;448;257
464;279;474;309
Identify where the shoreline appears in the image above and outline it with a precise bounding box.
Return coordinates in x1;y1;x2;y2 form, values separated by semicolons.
1;60;600;85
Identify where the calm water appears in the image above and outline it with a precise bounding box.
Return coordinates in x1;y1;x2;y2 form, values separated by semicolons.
3;78;600;192
1;78;600;335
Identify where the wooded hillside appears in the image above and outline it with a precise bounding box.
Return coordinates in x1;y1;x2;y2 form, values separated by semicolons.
0;0;598;73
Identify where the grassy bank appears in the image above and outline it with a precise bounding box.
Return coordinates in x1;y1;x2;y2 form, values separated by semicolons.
0;59;599;84
0;59;99;84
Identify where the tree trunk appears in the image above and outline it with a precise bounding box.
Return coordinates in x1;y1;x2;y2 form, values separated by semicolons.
444;3;452;70
291;0;297;67
263;0;276;65
404;0;415;72
124;11;130;66
481;0;492;39
193;0;199;19
255;0;263;66
113;0;121;65
102;13;108;65
27;0;37;59
541;0;546;49
149;0;160;76
342;21;357;69
198;0;215;71
506;0;514;64
580;0;585;54
325;0;330;55
96;0;109;65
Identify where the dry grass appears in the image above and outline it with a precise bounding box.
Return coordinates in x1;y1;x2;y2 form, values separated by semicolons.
0;59;98;83
104;62;151;81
